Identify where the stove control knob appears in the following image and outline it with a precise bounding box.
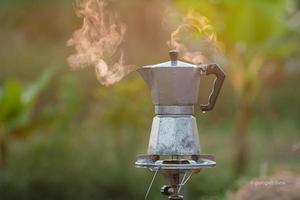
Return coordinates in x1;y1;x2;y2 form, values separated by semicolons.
161;185;173;196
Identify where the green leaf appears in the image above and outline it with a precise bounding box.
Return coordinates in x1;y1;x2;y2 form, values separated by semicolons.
0;67;56;134
0;80;23;124
22;67;56;106
10;67;57;132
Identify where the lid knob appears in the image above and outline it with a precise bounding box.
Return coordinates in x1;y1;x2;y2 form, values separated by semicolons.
169;50;178;62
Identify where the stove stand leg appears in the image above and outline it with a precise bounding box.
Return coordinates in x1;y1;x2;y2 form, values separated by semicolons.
162;172;185;200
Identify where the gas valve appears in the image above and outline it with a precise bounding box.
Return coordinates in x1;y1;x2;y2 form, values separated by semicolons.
161;185;173;196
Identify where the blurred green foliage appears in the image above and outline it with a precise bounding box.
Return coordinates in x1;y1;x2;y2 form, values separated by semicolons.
0;0;299;200
0;68;55;171
177;0;300;175
0;68;55;133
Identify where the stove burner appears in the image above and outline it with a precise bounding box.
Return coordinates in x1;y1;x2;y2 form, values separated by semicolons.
135;154;216;171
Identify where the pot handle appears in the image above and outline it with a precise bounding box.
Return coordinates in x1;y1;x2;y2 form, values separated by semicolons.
200;64;225;111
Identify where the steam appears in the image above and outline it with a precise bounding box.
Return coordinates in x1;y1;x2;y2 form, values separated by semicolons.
67;0;131;86
168;10;220;64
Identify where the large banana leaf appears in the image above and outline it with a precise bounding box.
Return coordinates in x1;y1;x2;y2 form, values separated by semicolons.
0;67;55;135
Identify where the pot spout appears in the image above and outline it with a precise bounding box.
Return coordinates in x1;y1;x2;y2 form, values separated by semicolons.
137;67;153;89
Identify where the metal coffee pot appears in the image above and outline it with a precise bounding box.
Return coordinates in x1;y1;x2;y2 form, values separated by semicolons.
135;50;225;200
137;50;225;156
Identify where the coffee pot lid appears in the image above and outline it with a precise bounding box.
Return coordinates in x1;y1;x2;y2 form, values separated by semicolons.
143;50;197;68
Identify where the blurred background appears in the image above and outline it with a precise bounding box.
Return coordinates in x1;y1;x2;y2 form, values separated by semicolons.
0;0;299;199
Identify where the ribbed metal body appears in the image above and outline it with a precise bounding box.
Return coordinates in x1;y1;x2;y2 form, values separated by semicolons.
148;105;200;156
